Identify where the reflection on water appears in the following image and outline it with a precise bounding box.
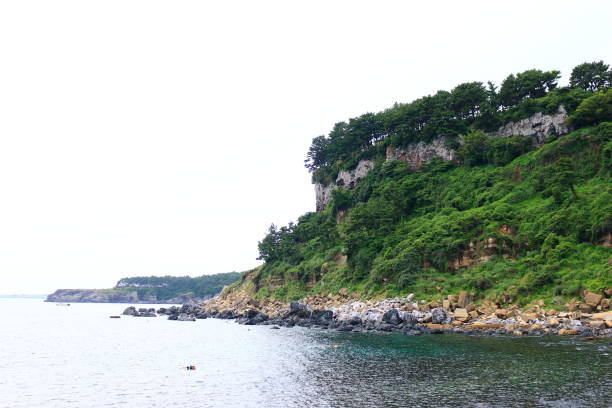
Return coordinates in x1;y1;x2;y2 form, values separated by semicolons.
0;299;610;408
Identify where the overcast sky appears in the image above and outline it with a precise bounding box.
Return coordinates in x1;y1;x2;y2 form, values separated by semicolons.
1;1;610;294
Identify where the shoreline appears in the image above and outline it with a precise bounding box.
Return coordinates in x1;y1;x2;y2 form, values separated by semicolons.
125;291;612;338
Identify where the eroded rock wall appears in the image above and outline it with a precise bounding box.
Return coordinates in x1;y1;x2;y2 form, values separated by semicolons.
314;109;570;211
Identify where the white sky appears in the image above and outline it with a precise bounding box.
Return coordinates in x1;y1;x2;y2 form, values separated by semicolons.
1;1;610;294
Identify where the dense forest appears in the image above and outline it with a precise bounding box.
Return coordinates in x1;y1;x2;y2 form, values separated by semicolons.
115;272;242;301
245;61;612;307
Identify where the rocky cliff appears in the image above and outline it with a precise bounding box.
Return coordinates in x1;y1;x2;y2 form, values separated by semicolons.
45;289;200;304
314;109;569;211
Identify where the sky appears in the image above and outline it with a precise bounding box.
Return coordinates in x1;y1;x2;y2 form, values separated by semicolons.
0;1;610;294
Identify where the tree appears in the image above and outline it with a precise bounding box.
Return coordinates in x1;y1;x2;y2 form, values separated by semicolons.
570;61;611;91
455;129;490;165
568;90;612;128
451;82;488;120
499;69;560;108
554;157;579;199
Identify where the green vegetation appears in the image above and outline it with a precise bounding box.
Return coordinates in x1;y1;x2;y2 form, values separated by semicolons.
115;272;242;301
250;62;612;307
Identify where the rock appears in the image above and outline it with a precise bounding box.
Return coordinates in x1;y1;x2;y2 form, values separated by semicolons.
442;299;451;309
469;310;479;319
584;292;603;307
606;320;612;328
122;306;138;316
431;308;453;324
177;313;195;321
457;291;473;308
382;309;402;326
548;318;560;327
592;311;612;320
520;313;538;322
513;330;524;336
217;310;235;319
453;308;469;319
464;322;504;330
558;328;578;335
311;310;334;326
489;106;568;145
401;312;418;327
270;325;280;329
588;320;605;328
245;313;269;325
579;303;593;313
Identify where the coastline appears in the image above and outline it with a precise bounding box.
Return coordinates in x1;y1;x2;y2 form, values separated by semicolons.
126;290;612;338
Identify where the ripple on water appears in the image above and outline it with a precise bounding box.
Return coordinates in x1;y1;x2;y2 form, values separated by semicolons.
0;300;610;408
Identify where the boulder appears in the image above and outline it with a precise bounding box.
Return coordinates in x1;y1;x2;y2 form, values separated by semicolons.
431;308;453;325
382;308;402;326
311;310;334;326
245;313;269;325
122;306;138;316
453;308;469;320
177;313;196;321
584;292;603;307
548;318;560;328
457;291;473;308
401;312;418;327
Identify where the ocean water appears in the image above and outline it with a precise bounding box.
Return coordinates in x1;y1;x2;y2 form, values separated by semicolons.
0;299;610;408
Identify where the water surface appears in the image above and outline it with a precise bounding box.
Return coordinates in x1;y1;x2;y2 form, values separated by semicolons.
0;299;609;407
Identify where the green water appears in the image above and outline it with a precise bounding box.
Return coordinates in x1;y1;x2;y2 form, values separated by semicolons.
2;300;610;408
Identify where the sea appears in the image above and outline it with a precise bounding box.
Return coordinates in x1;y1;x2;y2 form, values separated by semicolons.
0;298;610;408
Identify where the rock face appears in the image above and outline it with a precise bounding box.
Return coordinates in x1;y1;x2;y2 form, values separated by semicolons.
489;106;568;145
314;183;334;212
314;109;570;211
314;160;374;212
47;289;140;303
46;289;201;304
385;137;455;170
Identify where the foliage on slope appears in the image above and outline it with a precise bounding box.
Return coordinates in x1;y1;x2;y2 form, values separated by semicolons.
251;105;611;307
114;272;242;301
306;62;610;185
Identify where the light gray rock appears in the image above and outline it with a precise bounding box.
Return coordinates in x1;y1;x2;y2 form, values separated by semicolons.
431;307;453;325
490;106;569;145
385;137;455;170
177;313;196;321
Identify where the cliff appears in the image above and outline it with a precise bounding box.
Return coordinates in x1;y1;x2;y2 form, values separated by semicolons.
315;107;570;211
45;289;199;304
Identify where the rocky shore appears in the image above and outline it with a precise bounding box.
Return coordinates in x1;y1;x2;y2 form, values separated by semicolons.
191;289;612;337
119;288;612;338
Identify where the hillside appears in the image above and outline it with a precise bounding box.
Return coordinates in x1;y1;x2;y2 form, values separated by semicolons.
227;62;611;309
46;272;242;303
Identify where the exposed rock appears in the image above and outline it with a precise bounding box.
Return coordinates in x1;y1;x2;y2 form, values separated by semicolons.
336;160;374;189
385;137;454;170
311;310;334;326
314;183;334;212
453;308;469;320
489;106;568;145
583;292;603;307
122;306;138;316
382;309;402;326
176;313;196;321
431;308;453;324
457;291;473;308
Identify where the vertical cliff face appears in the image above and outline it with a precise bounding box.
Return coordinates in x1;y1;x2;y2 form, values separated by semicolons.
313;109;570;211
385;137;455;170
490;106;569;145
